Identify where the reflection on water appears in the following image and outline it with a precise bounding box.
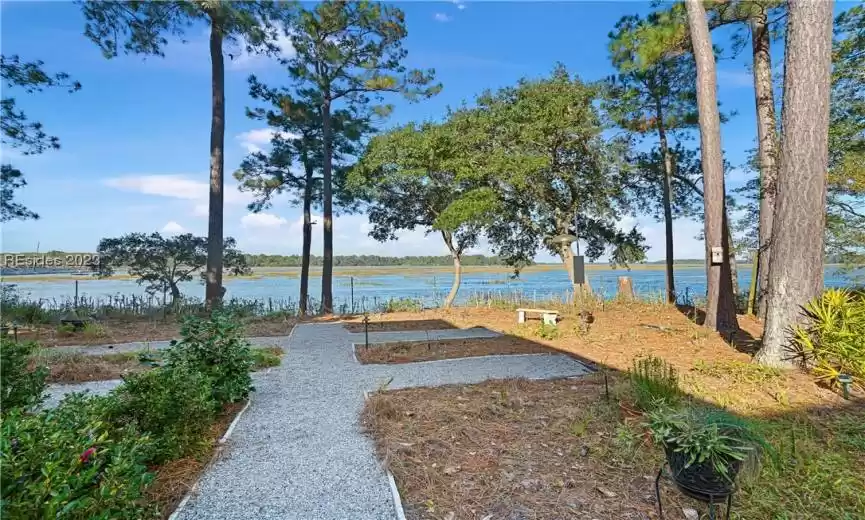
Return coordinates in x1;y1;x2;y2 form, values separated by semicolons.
4;265;857;310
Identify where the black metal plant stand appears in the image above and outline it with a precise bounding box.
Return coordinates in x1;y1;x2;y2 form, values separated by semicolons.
655;463;735;520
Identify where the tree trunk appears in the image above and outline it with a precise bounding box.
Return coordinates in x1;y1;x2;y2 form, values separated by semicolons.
440;239;460;311
204;21;225;309
685;0;739;332
320;99;334;315
169;282;181;307
656;113;676;304
756;0;833;367
751;9;780;320
725;214;739;301
299;161;314;316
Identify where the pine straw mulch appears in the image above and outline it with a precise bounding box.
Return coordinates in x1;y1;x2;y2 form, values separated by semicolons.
362;375;865;520
147;400;247;518
32;351;147;383
362;376;699;520
342;319;462;333
355;337;557;364
14;315;297;347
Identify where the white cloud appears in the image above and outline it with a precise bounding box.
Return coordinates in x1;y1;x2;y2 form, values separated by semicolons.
236;128;301;154
161;221;186;234
453;0;467;10
241;212;288;229
104;174;251;217
433;12;452;22
717;69;753;88
226;32;296;70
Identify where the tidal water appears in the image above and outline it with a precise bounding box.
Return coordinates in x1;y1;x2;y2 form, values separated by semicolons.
4;265;856;312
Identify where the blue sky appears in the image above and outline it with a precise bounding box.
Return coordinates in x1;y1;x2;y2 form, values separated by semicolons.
1;1;787;261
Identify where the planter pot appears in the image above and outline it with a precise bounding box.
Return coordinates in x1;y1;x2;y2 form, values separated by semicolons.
665;446;740;500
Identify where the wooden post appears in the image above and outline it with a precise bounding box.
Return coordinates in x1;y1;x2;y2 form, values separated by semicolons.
617;276;635;300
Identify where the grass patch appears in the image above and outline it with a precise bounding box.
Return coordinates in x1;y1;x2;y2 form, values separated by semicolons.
251;346;283;369
629;355;681;411
693;359;783;385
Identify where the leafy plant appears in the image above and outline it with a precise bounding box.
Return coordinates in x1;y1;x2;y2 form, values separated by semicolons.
629;355;681;411
110;366;215;464
792;288;865;389
164;311;253;405
81;322;107;339
646;406;767;481
56;322;77;337
251;347;282;370
0;393;156;519
535;323;560;340
1;338;47;413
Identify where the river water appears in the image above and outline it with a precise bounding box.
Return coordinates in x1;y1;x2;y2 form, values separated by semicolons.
4;265;856;313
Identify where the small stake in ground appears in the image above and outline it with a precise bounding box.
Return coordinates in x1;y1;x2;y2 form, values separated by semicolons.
363;313;370;349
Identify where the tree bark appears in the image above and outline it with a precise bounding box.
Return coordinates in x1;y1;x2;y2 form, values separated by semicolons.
299;161;314;316
725;214;739;302
685;0;739;332
751;9;779;320
169;282;181;307
656;110;676;304
204;20;225;309
442;232;461;309
320;98;334;315
756;0;833;367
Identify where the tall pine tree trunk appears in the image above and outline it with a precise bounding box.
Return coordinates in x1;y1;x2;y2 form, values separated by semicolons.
725;211;740;305
299;161;314;316
685;0;738;332
756;0;833;367
204;21;225;308
442;232;461;309
656;109;676;304
320;99;334;314
751;9;779;320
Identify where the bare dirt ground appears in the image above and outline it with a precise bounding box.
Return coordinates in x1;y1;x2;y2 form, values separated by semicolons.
14;315;297;347
356;336;556;364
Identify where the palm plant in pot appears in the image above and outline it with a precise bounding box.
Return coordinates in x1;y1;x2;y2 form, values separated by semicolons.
646;406;767;499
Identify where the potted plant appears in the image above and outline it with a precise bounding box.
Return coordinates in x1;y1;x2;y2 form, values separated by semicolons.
646;406;766;498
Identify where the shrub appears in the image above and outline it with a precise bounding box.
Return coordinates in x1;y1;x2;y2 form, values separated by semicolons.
0;393;156;519
792;288;865;390
1;338;47;413
56;322;77;337
110;367;215;464
535;322;560;340
629;355;681;411
164;311;253;405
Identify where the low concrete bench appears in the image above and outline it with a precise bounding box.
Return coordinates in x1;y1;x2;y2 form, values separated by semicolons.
516;308;559;326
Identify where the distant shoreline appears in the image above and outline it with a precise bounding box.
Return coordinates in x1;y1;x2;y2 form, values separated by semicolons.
0;262;798;283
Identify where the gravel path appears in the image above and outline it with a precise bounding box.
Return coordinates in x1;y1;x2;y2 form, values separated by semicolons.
178;323;591;520
43;379;124;409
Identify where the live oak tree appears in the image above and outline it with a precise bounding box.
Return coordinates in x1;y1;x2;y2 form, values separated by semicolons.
441;66;648;292
1;55;80;222
607;13;700;303
284;0;440;314
94;232;250;306
81;1;284;307
95;232;249;306
756;0;835;367
351;121;479;308
236;77;370;315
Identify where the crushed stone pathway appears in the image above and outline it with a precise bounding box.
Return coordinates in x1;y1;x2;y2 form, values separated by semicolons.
176;323;592;520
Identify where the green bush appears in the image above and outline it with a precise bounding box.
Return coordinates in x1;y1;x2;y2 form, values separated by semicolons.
629;355;682;411
535;322;560;340
1;338;47;414
792;288;865;390
0;393;157;519
110;366;215;464
165;311;253;405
